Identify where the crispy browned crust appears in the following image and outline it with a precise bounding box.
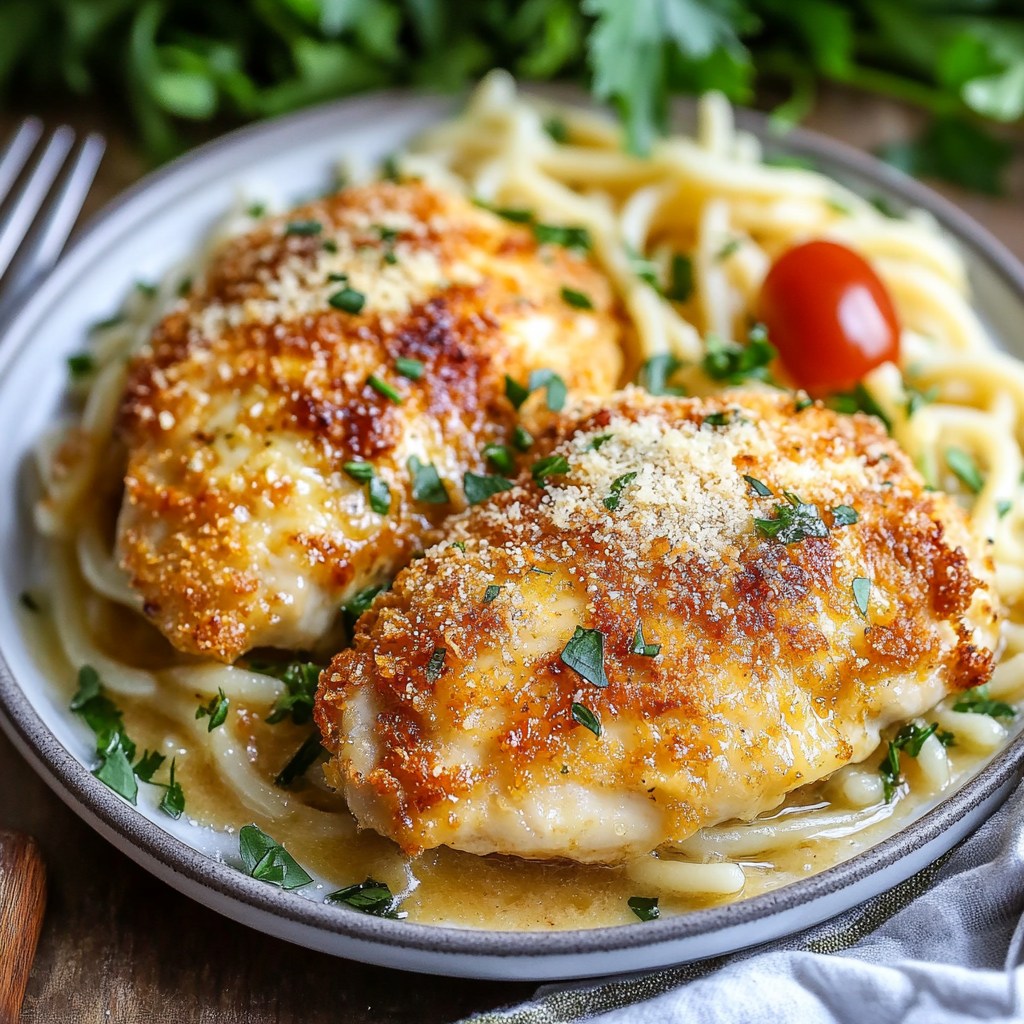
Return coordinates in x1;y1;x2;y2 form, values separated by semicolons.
316;390;1001;860
115;181;623;660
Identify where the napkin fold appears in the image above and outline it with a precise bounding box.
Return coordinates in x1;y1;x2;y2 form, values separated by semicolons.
465;778;1024;1024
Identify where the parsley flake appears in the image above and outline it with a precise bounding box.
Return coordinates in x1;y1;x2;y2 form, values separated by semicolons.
239;824;312;890
571;702;602;737
483;584;502;603
368;476;391;515
852;577;871;618
329;287;366;314
953;685;1016;719
326;879;404;918
367;374;401;403
133;750;165;782
533;222;591;251
251;660;321;726
195;688;229;731
716;238;741;260
284;219;321;236
343;584;388;628
945;447;985;494
638;353;684;396
754;493;828;545
997;499;1013;519
464;472;514;505
666;254;694;302
482;443;515;474
628;896;660;922
832;505;859;526
408;456;448;504
604;471;638;511
394;357;424;380
528;368;568;411
512;425;534;452
426;647;446;683
743;475;773;497
67;352;96;379
274;733;326;787
631;621;661;657
703;324;776;385
560;626;609;688
532;454;570;486
343;460;374;483
159;758;185;819
561;286;594;310
505;374;531;410
544;116;569;143
588;433;613;450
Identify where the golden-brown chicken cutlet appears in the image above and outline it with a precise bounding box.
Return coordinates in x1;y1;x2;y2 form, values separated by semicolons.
116;181;623;661
316;389;1000;864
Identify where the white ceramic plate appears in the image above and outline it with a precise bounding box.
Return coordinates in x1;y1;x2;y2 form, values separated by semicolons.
2;87;1024;982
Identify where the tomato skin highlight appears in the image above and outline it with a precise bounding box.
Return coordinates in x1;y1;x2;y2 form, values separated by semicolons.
758;240;900;394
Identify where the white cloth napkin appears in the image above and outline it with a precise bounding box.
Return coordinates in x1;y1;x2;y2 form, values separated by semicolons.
465;779;1024;1023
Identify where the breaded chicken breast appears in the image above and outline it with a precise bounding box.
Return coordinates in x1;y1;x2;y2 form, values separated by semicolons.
316;389;1000;864
116;181;622;661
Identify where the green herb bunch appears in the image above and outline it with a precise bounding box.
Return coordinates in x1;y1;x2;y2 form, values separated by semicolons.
2;1;1021;191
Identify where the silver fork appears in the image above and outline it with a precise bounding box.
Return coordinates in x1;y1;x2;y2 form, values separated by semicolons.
0;119;105;322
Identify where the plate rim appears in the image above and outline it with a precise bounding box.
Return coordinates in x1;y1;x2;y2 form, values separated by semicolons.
1;83;1024;964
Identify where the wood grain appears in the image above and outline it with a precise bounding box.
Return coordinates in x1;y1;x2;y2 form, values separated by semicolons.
0;832;46;1024
0;86;1021;1022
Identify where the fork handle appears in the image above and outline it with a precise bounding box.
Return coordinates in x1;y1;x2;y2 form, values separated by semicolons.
0;831;46;1021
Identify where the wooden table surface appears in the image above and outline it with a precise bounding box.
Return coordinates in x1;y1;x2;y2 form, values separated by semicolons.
1;87;1022;1023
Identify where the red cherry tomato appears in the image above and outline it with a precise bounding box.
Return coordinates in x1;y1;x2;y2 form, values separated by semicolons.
758;239;900;394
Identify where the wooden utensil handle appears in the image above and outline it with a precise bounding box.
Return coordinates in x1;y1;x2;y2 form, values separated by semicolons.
0;831;46;1023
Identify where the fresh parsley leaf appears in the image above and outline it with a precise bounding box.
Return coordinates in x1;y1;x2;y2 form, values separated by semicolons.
937;729;957;748
94;744;138;804
67;352;96;379
195;688;229;731
239;824;312;890
627;245;661;290
528;368;568;411
702;324;775;384
343;584;388;628
532;222;591;251
828;383;892;432
953;685;1016;719
604;471;638;511
945;447;985;494
852;576;871;618
512;425;534;452
426;647;446;683
284;219;322;236
329;287;366;314
483;584;502;603
408;456;449;504
743;475;773;497
879;740;902;803
588;433;613;451
544;116;569;143
464;471;515;505
343;460;374;482
638;353;684;396
561;285;594;309
665;254;693;302
368;475;391;515
70;665;139;795
326;879;404;917
627;895;660;922
561;626;609;688
893;722;938;759
394;357;425;380
754;493;828;545
252;660;321;726
367;373;401;403
631;621;660;657
158;758;185;819
274;733;326;787
505;374;531;410
571;701;602;737
532;454;570;485
905;384;938;417
133;749;166;783
482;443;515;474
832;505;859;526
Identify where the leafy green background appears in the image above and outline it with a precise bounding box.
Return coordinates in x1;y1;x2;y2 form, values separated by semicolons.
1;0;1021;192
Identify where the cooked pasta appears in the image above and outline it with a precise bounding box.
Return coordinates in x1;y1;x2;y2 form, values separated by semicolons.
25;70;1024;929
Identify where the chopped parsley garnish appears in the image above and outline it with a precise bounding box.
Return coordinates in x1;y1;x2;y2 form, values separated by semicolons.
481;204;533;223
368;476;391;515
252;660;321;726
322;239;339;254
832;505;859;526
631;621;661;657
743;475;773;497
195;688;229;731
18;591;39;613
604;471;638;512
380;154;400;181
94;745;138;804
665;254;693;302
937;729;957;748
627;245;660;289
638;353;684;396
945;447;984;494
450;540;466;552
159;758;185;819
483;584;502;603
512;425;534;452
464;471;514;505
702;324;775;385
482;444;515;474
560;626;609;688
754;493;828;545
394;356;424;380
284;219;322;236
133;750;165;782
505;374;531;410
528;368;568;412
367;374;401;404
329;287;366;314
239;824;312;890
343;460;374;483
794;394;814;411
425;647;446;683
571;701;602;737
997;499;1013;519
828;383;892;432
544;116;569;143
342;584;388;628
852;577;871;618
588;433;613;451
905;384;938;417
627;896;660;922
716;238;741;260
326;879;404;918
702;411;734;427
532;454;570;486
953;685;1016;719
247;202;266;218
879;722;941;802
374;224;399;243
67;352;95;379
561;286;594;310
274;733;326;787
532;222;591;251
408;456;449;504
